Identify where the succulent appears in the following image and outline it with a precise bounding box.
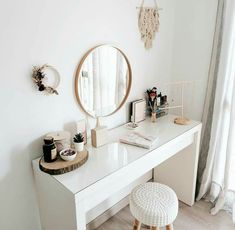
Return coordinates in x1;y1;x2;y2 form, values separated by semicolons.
73;133;84;143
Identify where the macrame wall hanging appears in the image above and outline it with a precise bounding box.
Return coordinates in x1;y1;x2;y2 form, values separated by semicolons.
138;0;161;49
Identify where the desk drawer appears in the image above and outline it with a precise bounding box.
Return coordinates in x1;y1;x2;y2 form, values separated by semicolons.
150;132;194;166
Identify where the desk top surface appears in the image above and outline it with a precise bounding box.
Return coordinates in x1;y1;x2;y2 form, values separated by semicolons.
33;115;201;194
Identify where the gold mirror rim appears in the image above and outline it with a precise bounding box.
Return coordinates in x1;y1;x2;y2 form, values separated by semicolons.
74;44;132;118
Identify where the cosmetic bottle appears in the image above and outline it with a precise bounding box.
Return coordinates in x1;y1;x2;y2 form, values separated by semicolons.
43;137;57;163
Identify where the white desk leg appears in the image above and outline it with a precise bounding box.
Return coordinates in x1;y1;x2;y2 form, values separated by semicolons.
76;204;86;230
154;130;201;206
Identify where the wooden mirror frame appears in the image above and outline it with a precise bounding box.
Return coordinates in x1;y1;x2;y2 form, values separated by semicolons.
75;45;132;118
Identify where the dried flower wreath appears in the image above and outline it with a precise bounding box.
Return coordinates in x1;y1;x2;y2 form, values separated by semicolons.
32;64;60;95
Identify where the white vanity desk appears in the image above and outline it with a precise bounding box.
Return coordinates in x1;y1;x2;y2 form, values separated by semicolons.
33;115;201;230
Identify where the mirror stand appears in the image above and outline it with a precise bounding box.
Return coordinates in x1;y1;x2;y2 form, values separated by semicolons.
91;117;109;148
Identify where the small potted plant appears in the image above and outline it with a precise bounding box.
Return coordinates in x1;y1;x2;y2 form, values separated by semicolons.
73;133;84;152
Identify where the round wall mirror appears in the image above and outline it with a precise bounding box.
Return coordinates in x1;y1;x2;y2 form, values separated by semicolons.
75;45;132;117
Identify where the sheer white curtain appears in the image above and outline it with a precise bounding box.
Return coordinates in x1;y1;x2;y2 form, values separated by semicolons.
115;52;127;105
197;0;235;222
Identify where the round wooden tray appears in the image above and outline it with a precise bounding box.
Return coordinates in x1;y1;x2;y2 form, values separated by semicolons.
39;150;89;175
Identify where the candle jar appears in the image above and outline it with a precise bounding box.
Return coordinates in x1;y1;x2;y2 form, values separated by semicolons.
151;112;157;122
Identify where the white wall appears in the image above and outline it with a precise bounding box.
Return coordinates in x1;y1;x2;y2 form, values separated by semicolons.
170;0;218;120
0;0;217;230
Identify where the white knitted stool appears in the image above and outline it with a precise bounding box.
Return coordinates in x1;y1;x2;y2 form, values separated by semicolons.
129;182;178;230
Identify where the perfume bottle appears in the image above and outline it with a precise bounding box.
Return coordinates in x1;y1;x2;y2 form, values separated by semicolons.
43;137;57;163
157;92;162;106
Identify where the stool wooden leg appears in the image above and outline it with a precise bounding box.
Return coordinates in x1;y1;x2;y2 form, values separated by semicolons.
150;227;160;230
142;224;150;229
133;219;141;230
166;224;173;230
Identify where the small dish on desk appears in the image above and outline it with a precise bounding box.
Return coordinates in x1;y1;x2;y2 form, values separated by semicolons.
60;148;77;161
126;122;139;130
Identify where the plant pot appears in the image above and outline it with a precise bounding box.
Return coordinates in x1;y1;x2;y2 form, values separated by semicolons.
74;142;84;152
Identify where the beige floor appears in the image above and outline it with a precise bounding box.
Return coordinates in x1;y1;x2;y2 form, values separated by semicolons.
96;201;234;230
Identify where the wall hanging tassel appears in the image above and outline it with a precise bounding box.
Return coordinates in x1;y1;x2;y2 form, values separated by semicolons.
138;0;160;49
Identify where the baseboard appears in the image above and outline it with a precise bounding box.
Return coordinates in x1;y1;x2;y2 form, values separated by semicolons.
87;195;129;230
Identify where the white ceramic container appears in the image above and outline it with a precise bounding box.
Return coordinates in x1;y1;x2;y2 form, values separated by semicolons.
74;142;84;152
59;148;77;161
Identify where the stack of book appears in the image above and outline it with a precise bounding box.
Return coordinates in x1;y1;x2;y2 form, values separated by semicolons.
130;99;146;123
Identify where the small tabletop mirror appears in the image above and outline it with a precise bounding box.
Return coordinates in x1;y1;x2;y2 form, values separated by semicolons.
75;45;132;117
